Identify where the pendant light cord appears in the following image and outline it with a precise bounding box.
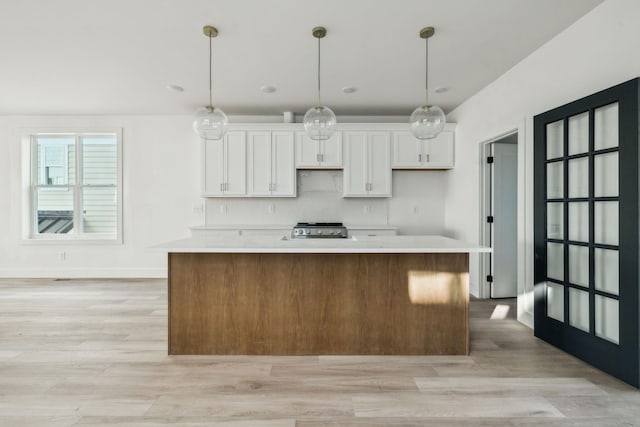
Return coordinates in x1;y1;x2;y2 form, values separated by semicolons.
317;36;322;108
209;33;213;108
424;36;429;108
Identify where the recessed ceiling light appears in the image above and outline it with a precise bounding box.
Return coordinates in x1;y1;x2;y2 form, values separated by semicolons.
261;85;276;93
434;86;448;93
166;84;184;92
342;86;357;93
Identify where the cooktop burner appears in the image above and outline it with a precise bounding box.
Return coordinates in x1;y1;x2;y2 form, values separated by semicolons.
292;222;348;238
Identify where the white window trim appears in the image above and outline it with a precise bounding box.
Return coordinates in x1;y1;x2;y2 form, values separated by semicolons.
21;128;123;244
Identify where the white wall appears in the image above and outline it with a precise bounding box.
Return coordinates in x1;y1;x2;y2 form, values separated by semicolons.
0;115;448;278
444;0;640;325
205;169;447;235
0;115;203;278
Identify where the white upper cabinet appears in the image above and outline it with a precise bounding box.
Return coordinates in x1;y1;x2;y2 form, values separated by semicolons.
203;131;246;197
391;128;454;169
247;131;296;197
343;131;392;197
295;132;343;168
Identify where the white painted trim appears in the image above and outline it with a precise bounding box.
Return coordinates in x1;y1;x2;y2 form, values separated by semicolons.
478;129;519;299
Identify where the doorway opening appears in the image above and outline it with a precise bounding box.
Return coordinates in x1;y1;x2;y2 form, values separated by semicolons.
480;131;518;299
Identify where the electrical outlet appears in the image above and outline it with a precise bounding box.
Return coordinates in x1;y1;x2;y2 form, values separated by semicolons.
220;204;228;214
363;205;371;214
413;206;419;215
59;251;66;261
268;204;275;214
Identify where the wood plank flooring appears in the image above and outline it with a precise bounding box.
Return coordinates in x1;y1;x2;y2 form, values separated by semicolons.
0;278;638;426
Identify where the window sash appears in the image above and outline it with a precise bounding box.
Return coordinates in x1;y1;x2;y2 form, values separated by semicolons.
30;132;120;240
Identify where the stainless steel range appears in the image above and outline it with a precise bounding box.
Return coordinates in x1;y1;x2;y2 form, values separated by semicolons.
292;222;348;239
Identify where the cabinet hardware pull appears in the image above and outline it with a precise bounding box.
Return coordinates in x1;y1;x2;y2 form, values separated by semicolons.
427;154;430;162
220;183;223;192
419;154;422;162
320;154;324;162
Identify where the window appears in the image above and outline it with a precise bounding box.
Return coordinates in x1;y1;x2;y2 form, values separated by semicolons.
28;131;122;241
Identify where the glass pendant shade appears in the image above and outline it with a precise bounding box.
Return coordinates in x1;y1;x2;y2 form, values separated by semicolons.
410;26;445;140
303;105;336;141
193;106;229;141
409;105;445;140
193;25;227;141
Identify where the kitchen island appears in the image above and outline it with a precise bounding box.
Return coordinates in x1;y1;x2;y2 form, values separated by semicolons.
159;235;489;356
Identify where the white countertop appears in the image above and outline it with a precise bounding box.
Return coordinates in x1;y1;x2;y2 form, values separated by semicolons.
155;235;490;254
189;224;398;231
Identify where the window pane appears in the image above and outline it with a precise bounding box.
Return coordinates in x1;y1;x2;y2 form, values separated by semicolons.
546;120;564;159
568;112;589;155
36;136;75;185
35;187;74;234
595;295;619;344
547;202;563;239
82;187;117;234
569;245;589;287
568;202;588;242
547;243;564;281
568;157;589;198
547;282;564;322
594;152;618;197
547;161;563;199
594;201;618;246
569;288;590;333
595;248;619;295
82;136;117;185
594;103;618;150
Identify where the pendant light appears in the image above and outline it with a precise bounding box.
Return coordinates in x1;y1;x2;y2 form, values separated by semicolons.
193;25;228;141
303;26;336;141
409;26;445;140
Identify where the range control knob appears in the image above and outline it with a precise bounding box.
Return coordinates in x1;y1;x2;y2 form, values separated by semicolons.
317;230;323;234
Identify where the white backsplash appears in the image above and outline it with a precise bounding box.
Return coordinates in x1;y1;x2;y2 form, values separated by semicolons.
205;170;446;234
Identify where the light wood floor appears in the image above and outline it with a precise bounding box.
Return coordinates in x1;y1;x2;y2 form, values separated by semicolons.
0;278;638;426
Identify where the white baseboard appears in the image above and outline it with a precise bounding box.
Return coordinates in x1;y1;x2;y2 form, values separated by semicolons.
0;268;167;279
518;310;534;329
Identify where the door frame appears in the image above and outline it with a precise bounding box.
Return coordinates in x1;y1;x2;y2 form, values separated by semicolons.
479;129;519;299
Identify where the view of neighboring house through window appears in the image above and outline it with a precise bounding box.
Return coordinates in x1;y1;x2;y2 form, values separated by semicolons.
31;132;121;239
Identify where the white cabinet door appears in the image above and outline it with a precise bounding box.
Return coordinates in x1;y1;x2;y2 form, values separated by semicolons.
391;130;454;169
223;132;247;196
203;139;224;196
295;132;342;168
343;131;391;197
271;132;295;196
295;132;320;167
392;132;422;168
202;132;247;197
343;132;369;196
368;132;392;196
425;130;455;168
319;133;342;167
247;132;272;196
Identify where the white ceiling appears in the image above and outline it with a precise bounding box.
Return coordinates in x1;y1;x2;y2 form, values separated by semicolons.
0;0;603;116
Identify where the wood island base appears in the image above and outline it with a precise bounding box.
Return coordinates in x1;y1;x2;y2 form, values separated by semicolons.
168;252;469;355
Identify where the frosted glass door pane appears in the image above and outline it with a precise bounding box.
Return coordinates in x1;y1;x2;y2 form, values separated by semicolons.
547;243;564;281
568;157;589;198
594;152;618;197
569;288;590;332
568;112;589;155
569;245;589;287
547;161;563;199
546;120;564;159
594;249;619;295
594;202;619;245
547;203;563;239
568;202;588;242
547;282;564;322
595;295;619;344
594;103;619;150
